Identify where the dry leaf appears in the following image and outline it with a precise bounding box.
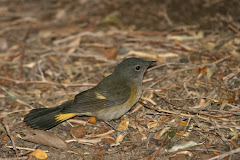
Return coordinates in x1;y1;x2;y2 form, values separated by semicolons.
103;48;118;60
228;139;239;148
169;141;199;152
2;136;8;142
213;151;220;156
134;133;144;141
55;9;66;19
146;121;159;129
23;62;37;68
167;32;203;41
197;68;207;79
176;131;184;136
217;98;235;104
96;126;109;134
207;65;216;82
155;89;167;93
93;149;106;160
129;103;143;114
102;138;115;144
200;68;207;73
229;128;238;140
198;99;206;106
133;121;148;141
168;85;174;89
141;96;156;105
88;116;97;124
70;125;86;138
116;118;129;131
29;149;48;160
159;116;169;121
179;121;187;126
66;138;102;145
154;127;171;140
115;118;129;143
68;37;81;48
174;151;193;157
22;130;67;149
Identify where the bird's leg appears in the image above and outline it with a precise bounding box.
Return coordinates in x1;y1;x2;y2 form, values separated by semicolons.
104;120;129;136
104;120;119;131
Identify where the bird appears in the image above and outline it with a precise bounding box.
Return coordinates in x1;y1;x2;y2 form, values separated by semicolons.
24;57;156;130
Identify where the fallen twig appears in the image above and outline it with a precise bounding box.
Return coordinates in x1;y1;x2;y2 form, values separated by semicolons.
208;147;240;160
2;119;18;157
0;76;96;87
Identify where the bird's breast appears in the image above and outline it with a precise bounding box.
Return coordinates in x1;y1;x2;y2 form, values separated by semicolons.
92;84;142;121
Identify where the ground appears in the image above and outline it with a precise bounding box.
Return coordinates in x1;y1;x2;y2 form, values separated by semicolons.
0;0;240;159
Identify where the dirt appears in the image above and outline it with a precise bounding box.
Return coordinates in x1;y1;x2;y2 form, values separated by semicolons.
0;0;240;159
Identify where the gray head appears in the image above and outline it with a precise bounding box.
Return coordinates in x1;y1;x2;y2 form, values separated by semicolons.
113;57;156;80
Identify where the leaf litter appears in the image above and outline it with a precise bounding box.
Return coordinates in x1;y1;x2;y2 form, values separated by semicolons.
0;0;240;159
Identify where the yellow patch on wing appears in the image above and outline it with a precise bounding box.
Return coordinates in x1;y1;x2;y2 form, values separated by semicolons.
55;113;78;122
95;92;106;100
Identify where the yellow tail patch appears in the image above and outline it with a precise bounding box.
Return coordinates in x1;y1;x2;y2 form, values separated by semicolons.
55;113;78;122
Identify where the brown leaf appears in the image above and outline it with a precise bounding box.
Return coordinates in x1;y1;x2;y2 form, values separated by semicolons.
88;116;97;124
103;48;118;60
176;131;184;136
22;130;67;149
2;136;8;142
155;89;166;93
55;9;66;20
28;149;48;159
179;121;187;126
217;98;236;104
134;133;143;141
116;118;129;131
70;125;86;138
96;126;109;134
115;118;129;143
207;65;216;82
159;116;169;121
93;149;106;160
199;68;207;73
146;121;159;129
213;151;220;156
198;99;206;106
133;121;147;141
102;138;115;144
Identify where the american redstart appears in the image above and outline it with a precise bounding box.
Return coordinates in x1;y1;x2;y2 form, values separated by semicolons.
24;57;156;130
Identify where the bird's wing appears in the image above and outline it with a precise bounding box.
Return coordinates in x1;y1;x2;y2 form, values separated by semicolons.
62;82;131;113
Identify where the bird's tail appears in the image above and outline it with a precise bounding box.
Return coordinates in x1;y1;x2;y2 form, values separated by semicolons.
24;100;77;130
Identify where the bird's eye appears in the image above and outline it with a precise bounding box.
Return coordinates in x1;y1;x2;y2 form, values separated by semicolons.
135;65;141;71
